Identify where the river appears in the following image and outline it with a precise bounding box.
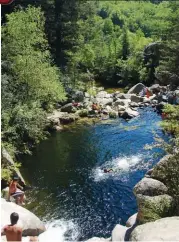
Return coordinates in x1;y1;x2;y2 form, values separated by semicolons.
21;107;167;241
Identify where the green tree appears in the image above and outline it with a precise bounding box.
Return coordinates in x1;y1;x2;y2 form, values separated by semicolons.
2;6;66;156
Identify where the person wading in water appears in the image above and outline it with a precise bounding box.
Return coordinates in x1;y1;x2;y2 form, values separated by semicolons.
8;177;25;205
1;212;22;241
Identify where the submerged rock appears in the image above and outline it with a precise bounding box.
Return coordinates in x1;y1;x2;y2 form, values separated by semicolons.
121;108;139;119
1;199;45;236
130;217;179;241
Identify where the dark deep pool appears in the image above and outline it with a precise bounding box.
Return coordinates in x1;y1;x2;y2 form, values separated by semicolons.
21;108;167;241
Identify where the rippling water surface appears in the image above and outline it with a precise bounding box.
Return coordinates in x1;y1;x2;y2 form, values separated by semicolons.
21;108;167;241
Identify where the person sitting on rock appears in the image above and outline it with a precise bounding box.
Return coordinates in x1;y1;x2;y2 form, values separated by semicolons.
92;102;98;111
1;212;22;242
8;177;25;205
72;101;79;107
161;112;168;119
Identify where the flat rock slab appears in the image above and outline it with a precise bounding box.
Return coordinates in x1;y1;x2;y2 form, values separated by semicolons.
130;216;179;241
1;199;45;236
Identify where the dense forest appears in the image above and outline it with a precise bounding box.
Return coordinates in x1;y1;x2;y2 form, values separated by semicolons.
1;0;179;179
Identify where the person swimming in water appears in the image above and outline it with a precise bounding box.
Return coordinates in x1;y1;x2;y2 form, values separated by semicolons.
103;168;113;173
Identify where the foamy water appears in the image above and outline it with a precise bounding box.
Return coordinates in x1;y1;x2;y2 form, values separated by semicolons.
39;219;79;242
92;155;144;182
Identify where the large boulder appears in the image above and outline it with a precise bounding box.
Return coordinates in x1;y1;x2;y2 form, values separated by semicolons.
121;108;139;119
48;111;79;125
150;153;179;215
126;213;137;227
112;224;128;242
133;177;168;196
150;155;173;182
61;103;74;113
149;84;161;93
59;113;79;124
127;83;146;94
1;199;45;236
136;194;174;224
130;217;179;241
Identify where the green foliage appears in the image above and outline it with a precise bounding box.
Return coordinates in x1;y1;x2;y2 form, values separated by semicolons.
161;105;179;135
2;103;48;154
2;6;66;103
1;161;21;181
1;6;66;157
64;1;173;87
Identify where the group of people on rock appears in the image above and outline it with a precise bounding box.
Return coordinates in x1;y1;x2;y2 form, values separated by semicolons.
1;177;38;241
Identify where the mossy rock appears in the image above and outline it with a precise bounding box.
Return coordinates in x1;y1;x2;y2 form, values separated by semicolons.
136;194;175;224
151;154;179;196
76;109;89;117
109;111;118;119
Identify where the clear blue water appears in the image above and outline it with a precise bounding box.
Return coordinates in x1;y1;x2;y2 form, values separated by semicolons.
21;108;167;241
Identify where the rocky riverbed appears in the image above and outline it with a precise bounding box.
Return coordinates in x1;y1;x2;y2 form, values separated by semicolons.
47;83;179;131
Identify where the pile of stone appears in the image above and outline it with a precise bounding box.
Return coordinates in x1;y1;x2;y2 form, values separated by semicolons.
47;82;179;130
47;83;159;131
